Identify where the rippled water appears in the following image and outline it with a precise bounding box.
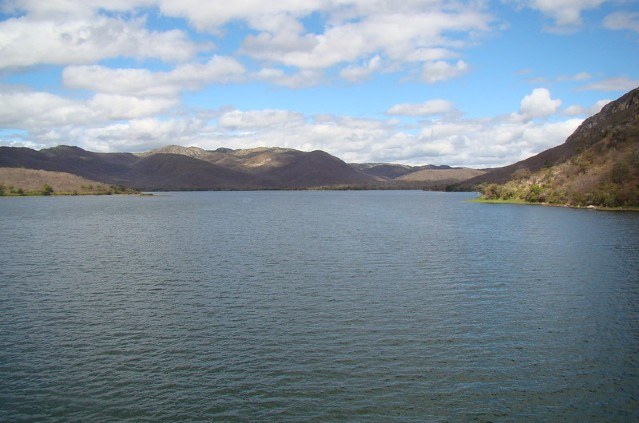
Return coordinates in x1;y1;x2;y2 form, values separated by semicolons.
1;191;638;421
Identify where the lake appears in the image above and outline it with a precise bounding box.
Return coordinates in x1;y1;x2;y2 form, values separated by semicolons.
1;191;638;421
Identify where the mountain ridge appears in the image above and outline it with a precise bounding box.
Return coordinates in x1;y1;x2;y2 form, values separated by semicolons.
0;145;482;191
476;86;639;207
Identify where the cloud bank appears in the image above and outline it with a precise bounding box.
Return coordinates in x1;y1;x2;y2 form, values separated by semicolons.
0;0;635;167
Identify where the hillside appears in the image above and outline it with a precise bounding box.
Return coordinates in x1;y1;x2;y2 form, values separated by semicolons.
0;144;484;191
479;87;639;208
0;145;377;190
396;167;486;183
0;168;136;195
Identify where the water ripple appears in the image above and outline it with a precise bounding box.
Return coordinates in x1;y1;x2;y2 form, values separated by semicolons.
1;192;638;421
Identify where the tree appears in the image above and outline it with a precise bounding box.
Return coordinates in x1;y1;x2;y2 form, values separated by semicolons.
611;161;629;184
41;184;54;196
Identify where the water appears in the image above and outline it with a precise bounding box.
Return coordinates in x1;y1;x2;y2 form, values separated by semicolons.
1;191;638;421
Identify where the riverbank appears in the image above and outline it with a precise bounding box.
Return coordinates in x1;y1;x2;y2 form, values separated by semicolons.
470;197;639;212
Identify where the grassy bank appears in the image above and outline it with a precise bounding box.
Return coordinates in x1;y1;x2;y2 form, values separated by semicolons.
0;168;139;196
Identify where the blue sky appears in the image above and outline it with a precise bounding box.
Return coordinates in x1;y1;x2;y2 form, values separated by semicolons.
0;0;638;167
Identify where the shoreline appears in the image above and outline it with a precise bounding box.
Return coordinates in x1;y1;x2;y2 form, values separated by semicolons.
469;197;639;212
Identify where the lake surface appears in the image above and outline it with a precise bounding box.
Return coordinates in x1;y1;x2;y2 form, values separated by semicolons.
1;191;638;421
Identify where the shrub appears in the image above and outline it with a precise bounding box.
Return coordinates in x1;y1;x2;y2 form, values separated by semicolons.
41;184;54;196
512;168;531;181
0;183;5;196
611;161;630;184
524;184;543;202
482;183;501;199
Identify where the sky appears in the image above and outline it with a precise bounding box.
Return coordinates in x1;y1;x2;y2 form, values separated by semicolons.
0;0;638;167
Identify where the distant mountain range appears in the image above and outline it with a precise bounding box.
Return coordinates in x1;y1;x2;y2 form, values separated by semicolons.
0;144;484;191
4;87;635;197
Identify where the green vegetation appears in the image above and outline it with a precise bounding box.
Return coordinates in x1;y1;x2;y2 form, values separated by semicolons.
479;119;639;209
41;184;54;196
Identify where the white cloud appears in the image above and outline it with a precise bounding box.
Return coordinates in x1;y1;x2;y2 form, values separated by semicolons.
157;0;322;32
253;68;324;88
238;3;491;72
63;56;246;96
580;77;639;91
386;100;456;116
77;118;209;153
218;110;306;129
0;15;197;69
564;99;611;116
1;0;155;18
0;88;177;131
557;72;591;81
340;55;382;82
0;0;613;168
1;86;587;168
0;89;92;129
519;88;562;119
421;60;469;83
603;11;639;34
516;0;607;29
88;94;178;120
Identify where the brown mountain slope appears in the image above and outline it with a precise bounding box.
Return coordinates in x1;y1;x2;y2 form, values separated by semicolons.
397;168;486;183
119;154;259;191
465;87;639;187
479;87;639;207
0;168;132;195
0;145;378;190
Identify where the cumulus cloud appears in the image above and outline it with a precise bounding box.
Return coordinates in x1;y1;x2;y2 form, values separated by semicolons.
0;85;586;168
63;56;246;97
603;11;639;34
218;110;306;130
421;60;469;83
0;0;619;168
516;0;607;29
87;94;178;120
386;100;456;116
243;9;489;71
253;68;324;88
564;99;611;116
519;88;562;119
1;0;155;18
340;56;382;82
157;0;320;32
0;89;92;129
0;15;197;69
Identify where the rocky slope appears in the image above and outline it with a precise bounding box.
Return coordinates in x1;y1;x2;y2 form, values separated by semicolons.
478;87;639;207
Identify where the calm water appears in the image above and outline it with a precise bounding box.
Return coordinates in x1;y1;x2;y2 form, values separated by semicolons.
1;191;638;422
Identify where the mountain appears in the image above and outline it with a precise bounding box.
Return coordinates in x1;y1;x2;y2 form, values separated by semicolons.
395;167;486;183
0;168;136;195
465;87;639;187
352;163;457;180
0;145;377;190
476;87;639;207
0;144;486;191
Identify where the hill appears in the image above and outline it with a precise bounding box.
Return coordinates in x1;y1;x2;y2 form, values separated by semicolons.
478;87;639;208
0;144;485;191
0;168;136;195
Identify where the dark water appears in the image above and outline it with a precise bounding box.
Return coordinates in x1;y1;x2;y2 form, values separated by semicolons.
1;191;638;422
